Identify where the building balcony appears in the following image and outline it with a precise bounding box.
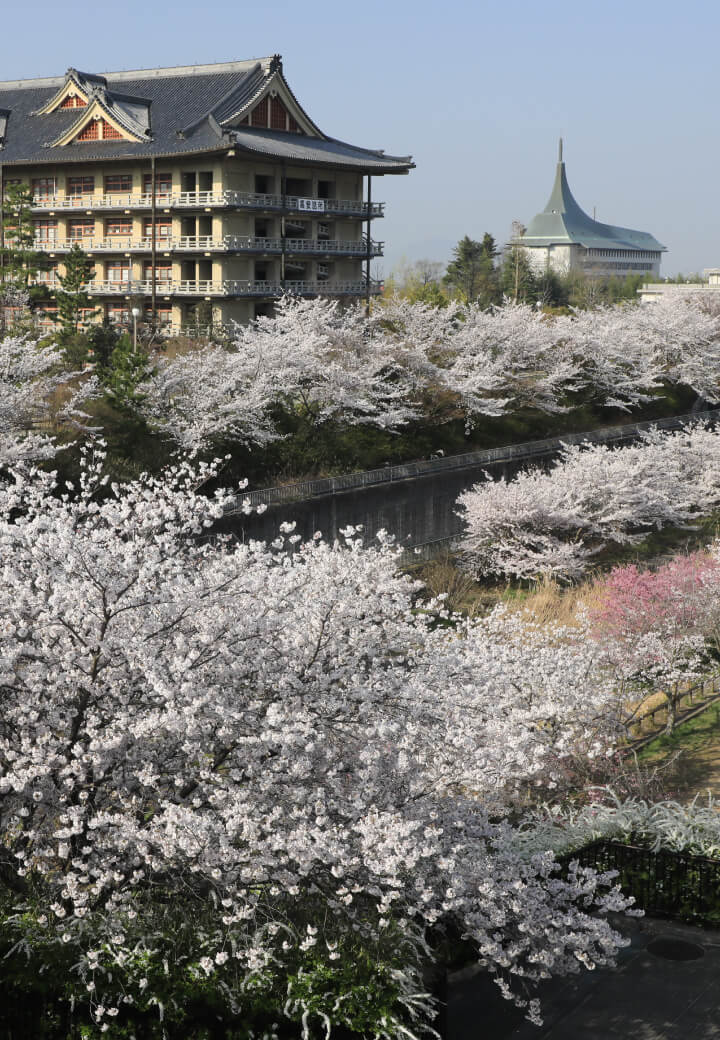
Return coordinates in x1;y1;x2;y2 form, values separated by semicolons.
31;191;384;218
83;279;383;298
35;236;384;257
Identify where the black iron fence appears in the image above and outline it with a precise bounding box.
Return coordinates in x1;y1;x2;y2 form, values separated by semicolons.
566;840;720;927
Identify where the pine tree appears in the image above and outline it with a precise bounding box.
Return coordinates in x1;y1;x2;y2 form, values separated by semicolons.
443;234;500;305
1;183;44;293
55;242;98;345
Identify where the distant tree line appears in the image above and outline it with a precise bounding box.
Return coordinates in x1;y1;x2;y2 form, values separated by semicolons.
385;227;654;310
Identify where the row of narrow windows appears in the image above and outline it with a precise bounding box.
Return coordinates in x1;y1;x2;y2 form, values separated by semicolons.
582;261;656;272
10;173;190;201
584;249;661;260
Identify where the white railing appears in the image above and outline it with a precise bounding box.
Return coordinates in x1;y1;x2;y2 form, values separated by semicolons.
227;279;383;297
82;279;383;297
30;190;385;217
32;234;385;256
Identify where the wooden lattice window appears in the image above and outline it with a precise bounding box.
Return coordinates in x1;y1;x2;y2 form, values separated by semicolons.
60;94;87;109
104;174;132;193
101;120;123;140
251;96;269;127
288;115;299;132
77;120;100;141
270;97;288;130
76;118;124;142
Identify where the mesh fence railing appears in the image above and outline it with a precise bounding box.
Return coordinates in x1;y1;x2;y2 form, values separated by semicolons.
565;840;720;926
226;408;720;513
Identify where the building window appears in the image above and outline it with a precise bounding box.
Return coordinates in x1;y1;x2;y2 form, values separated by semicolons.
35;306;58;328
33;219;58;243
106;260;132;283
60;94;87;109
146;305;171;326
105;218;132;237
104;174;133;194
35;263;58;285
67;176;94;197
31;177;56;201
107;304;130;324
251;96;269;128
142;173;172;198
143;218;171;240
69;218;94;240
143;260;172;282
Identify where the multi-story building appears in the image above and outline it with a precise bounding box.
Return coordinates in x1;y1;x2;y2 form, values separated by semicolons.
520;141;665;279
0;56;413;332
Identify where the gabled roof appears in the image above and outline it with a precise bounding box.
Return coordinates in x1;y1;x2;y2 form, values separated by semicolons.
521;143;665;253
0;56;414;173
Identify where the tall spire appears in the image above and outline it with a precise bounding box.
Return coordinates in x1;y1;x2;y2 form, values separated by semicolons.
558;136;563;163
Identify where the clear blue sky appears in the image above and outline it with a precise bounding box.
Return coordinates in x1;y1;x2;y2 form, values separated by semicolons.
2;0;717;279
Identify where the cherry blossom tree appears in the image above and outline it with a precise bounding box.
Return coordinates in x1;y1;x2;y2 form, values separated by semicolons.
144;296;428;453
0;449;635;1037
0;332;96;466
457;423;720;582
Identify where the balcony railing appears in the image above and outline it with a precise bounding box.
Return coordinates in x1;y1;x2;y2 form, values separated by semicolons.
83;279;383;298
30;191;385;217
33;235;384;256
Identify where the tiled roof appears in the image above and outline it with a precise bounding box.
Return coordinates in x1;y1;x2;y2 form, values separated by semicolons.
522;158;665;252
0;57;413;173
231;127;412;172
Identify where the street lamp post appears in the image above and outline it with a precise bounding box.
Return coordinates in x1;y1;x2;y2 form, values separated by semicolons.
131;307;141;353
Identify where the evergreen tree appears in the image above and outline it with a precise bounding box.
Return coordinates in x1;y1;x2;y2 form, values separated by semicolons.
444;234;500;305
55;242;98;347
0;183;44;294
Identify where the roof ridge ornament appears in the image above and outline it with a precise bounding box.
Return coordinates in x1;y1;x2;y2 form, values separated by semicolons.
558;137;563;163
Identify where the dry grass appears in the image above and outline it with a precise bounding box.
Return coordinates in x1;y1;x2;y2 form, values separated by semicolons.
505;574;605;629
411;554;607;628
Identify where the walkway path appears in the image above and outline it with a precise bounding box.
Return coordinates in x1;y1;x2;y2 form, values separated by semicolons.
447;917;720;1039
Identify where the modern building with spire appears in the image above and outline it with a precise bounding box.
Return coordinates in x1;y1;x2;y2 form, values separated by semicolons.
519;141;665;278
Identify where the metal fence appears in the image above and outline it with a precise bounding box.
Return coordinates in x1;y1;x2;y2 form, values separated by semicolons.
227;407;720;513
567;840;720;926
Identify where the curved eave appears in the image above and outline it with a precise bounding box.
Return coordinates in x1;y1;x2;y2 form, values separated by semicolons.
230;127;413;173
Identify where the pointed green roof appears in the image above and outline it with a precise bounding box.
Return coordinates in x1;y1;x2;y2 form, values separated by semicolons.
521;144;665;253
